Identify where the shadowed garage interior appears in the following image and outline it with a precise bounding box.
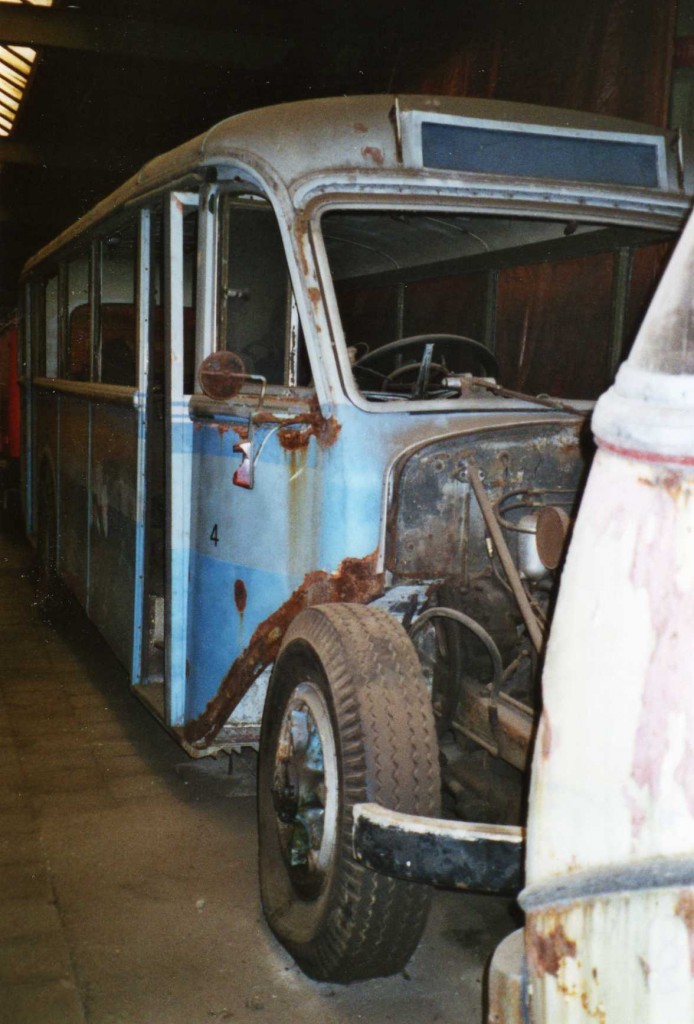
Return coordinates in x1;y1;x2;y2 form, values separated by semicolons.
0;1;692;1022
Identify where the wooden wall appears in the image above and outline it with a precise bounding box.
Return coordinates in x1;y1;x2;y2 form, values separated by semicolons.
389;0;677;128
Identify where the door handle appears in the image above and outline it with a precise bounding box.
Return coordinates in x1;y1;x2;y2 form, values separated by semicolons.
232;439;254;489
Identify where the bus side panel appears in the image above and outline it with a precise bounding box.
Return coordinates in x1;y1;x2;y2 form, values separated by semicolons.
58;396;89;605
33;390;59;526
184;419;322;722
89;402;138;670
183;410;386;725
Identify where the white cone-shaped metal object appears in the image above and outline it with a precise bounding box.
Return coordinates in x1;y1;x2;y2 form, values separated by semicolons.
521;210;694;1023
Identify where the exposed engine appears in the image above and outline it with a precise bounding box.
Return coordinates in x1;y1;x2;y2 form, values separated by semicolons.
384;418;590;824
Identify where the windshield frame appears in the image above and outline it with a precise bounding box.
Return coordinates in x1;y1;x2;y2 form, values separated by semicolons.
308;187;684;415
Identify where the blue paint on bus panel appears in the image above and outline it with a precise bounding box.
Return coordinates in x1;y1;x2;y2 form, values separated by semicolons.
167;411;194;726
183;405;386;724
183;398;503;728
184;557;294;719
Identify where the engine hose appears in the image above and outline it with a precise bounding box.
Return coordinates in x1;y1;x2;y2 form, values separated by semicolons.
408;607;504;747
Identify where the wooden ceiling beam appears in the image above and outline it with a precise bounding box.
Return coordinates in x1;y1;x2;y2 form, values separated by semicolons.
0;6;291;67
0;138;153;169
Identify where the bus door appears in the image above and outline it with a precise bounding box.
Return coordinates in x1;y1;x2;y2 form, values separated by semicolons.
136;193;198;728
183;195;321;734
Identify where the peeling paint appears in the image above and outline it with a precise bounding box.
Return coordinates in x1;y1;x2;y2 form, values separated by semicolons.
276;397;341;451
527;917;577;978
234;579;247;613
675;891;694;973
293;216;310;278
361;145;385;165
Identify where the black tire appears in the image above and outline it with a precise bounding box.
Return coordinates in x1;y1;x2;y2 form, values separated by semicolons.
258;603;441;983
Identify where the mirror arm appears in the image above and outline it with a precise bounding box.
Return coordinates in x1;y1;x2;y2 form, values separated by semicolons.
232;374;268;490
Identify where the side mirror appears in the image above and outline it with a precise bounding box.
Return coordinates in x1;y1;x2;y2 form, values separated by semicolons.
198;351;267;490
198;351;248;401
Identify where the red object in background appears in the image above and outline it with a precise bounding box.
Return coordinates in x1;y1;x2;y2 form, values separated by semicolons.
0;321;20;461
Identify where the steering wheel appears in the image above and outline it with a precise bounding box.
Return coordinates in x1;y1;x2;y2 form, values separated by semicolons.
353;334;499;386
383;360;449;388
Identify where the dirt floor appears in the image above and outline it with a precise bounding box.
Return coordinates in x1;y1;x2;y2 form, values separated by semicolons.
0;520;520;1024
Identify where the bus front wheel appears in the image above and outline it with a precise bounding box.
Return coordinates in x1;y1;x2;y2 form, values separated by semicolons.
257;602;440;983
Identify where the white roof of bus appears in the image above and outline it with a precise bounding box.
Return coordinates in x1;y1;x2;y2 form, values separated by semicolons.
23;93;678;276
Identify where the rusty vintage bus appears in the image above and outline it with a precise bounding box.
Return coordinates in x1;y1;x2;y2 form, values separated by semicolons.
18;95;691;982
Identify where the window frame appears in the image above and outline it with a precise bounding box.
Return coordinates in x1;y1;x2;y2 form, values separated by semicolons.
216;193;302;390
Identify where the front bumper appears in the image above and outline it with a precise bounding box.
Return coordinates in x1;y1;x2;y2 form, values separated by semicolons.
352;802;524;893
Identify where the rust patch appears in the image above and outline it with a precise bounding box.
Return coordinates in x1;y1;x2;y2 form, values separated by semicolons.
527;917;577;978
232;422;249;440
217;423;232;438
580;990;606;1023
294;216;310;278
675;891;694;973
313;406;341;448
278;425;312;451
180;551;384;747
307;286;321;313
275;396;341;451
361;146;384;165
354;122;368;134
661;471;684;497
234;579;247;614
638;471;683;496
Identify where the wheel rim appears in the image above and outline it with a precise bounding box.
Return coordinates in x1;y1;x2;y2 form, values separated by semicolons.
271;681;339;897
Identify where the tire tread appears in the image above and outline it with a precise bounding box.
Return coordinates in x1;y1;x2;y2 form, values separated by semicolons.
259;602;440;982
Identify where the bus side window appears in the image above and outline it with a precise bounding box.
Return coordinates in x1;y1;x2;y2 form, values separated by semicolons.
148;206;196;394
182;209;197;395
99;221;137;387
219;201;289;385
65;254;90;382
149;208;165;390
44;273;59;379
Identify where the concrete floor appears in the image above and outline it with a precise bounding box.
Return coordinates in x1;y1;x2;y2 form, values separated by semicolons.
0;522;520;1024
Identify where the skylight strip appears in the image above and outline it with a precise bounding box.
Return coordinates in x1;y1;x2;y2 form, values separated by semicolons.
0;105;15;128
0;113;14;132
0;74;23;101
0;60;28;90
9;46;37;64
0;47;32;76
0;88;20;111
0;100;18;124
2;49;33;75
